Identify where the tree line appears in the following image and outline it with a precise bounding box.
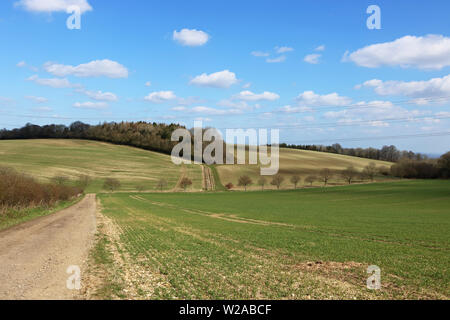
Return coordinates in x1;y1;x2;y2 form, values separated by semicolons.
0;121;183;155
279;143;428;163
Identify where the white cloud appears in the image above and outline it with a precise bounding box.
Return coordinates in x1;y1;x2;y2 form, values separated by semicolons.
280;105;313;113
81;89;118;102
323;100;425;126
242;82;251;89
276;46;294;54
345;35;450;70
304;54;321;64
173;29;209;46
233;90;280;101
171;106;186;111
44;59;128;78
251;51;270;57
359;74;450;102
296;91;352;107
145;81;151;87
73;101;108;109
190;70;238;88
144;91;177;103
27;75;77;88
25;95;48;103
191;106;242;115
266;56;286;63
17;61;26;67
315;45;326;51
15;0;92;14
217;99;250;110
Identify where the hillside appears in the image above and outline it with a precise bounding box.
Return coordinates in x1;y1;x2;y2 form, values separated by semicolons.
0;139;202;192
216;148;394;190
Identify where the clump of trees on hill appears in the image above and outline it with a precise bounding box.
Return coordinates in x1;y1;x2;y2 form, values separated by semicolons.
390;152;450;179
0;167;82;214
279;143;428;163
0;122;183;155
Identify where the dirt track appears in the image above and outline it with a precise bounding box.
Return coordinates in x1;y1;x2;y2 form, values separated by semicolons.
0;194;96;300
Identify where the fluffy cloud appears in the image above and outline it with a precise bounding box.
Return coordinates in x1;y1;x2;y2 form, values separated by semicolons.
276;46;294;54
304;54;321;64
358;74;450;102
73;101;108;109
15;0;92;14
44;59;128;78
233;90;280;101
323;100;426;127
17;61;26;67
81;89;118;102
296;91;352;107
27;75;77;88
190;70;238;88
266;56;286;63
344;35;450;70
315;45;326;51
173;29;209;46
144;91;177;103
25;95;48;103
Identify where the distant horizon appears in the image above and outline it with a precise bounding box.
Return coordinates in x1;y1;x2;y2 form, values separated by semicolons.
1;120;446;157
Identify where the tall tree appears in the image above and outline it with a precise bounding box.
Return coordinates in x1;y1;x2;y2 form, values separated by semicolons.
238;175;253;191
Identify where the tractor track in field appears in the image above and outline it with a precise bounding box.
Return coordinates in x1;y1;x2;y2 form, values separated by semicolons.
202;165;215;191
0;194;97;300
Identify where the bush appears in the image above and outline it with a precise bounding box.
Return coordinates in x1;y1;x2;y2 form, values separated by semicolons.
0;167;82;212
225;183;234;190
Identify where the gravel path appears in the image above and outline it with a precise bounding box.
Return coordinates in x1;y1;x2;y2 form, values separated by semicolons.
0;194;96;300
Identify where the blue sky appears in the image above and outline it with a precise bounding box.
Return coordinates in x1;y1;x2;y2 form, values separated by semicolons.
1;0;450;154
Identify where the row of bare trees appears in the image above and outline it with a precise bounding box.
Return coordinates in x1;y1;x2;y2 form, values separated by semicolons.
228;163;383;191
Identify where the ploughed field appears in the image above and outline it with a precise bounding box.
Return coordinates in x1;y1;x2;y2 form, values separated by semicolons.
95;180;450;299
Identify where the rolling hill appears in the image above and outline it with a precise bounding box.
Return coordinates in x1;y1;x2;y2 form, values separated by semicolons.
0;139;203;192
216;148;394;190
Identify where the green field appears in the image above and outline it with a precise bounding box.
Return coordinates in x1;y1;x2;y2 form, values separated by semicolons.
95;180;450;299
217;148;394;190
0;139;203;192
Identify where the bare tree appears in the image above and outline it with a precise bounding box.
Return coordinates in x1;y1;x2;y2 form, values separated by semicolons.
319;168;332;186
305;175;316;187
363;162;377;182
156;178;168;191
52;175;69;185
180;177;192;191
103;178;121;192
77;174;92;189
257;177;267;191
341;166;358;185
290;175;301;189
270;174;284;190
238;175;253;191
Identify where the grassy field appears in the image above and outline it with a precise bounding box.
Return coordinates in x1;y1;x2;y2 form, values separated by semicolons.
216;148;394;190
0;139;202;192
93;180;450;299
